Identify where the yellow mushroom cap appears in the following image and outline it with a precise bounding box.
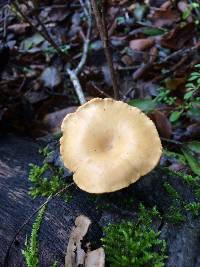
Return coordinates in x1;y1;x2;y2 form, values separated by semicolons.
60;98;162;193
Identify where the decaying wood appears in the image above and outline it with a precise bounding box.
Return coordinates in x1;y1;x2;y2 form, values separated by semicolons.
2;135;200;267
0;136;99;267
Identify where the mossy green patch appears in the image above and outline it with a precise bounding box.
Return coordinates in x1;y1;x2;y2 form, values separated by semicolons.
102;204;167;267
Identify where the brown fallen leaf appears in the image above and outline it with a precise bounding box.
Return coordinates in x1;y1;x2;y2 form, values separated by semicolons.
43;106;78;133
129;38;155;51
121;54;134;66
7;23;30;35
148;2;180;27
149;110;172;139
160;23;196;50
165;77;187;91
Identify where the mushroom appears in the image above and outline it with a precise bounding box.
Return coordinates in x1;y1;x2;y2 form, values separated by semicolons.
60;98;162;193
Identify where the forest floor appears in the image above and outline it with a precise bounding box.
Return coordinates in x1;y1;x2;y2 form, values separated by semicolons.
0;0;200;267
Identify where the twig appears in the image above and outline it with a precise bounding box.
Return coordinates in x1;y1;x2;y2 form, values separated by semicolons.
2;4;9;40
4;182;74;267
159;44;200;65
66;68;86;104
66;0;92;104
75;0;92;75
91;81;113;98
91;0;119;99
161;137;183;146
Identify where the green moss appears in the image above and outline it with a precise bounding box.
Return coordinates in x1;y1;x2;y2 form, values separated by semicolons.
160;168;200;223
163;181;186;223
28;146;72;200
165;206;185;223
163;150;186;165
102;204;167;267
163;182;181;200
22;206;46;267
184;202;200;217
28;163;71;199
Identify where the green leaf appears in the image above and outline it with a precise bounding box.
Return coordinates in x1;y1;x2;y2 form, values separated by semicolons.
186;141;200;153
184;91;194;100
182;9;191;20
142;27;166;36
187;101;200;119
186;82;196;88
169;110;183;122
188;75;199;81
181;148;200;176
20;33;44;51
128;99;157;112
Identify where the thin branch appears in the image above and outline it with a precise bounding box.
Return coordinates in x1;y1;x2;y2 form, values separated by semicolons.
12;1;66;59
66;0;92;104
75;0;92;75
91;81;113;98
4;182;74;267
91;0;119;99
66;68;86;104
161;137;183;146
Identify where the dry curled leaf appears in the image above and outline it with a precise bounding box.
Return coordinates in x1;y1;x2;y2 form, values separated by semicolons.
65;215;105;267
43;106;78;133
148;3;180;27
65;215;91;267
41;66;61;88
85;248;105;267
129;38;155;51
150;110;172;139
161;23;195;50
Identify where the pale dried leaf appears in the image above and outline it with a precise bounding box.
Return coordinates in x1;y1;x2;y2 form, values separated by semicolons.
65;215;91;267
41;66;61;88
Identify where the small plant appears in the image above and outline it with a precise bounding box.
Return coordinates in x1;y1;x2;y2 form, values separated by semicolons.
165;206;185;224
28;163;69;198
163;182;181;200
22;206;46;267
182;2;200;23
163;181;186;223
171;64;200;122
163;149;186;165
184;64;200;101
38;145;52;158
155;87;177;106
28;146;72;200
185;202;200;217
102;204;167;267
